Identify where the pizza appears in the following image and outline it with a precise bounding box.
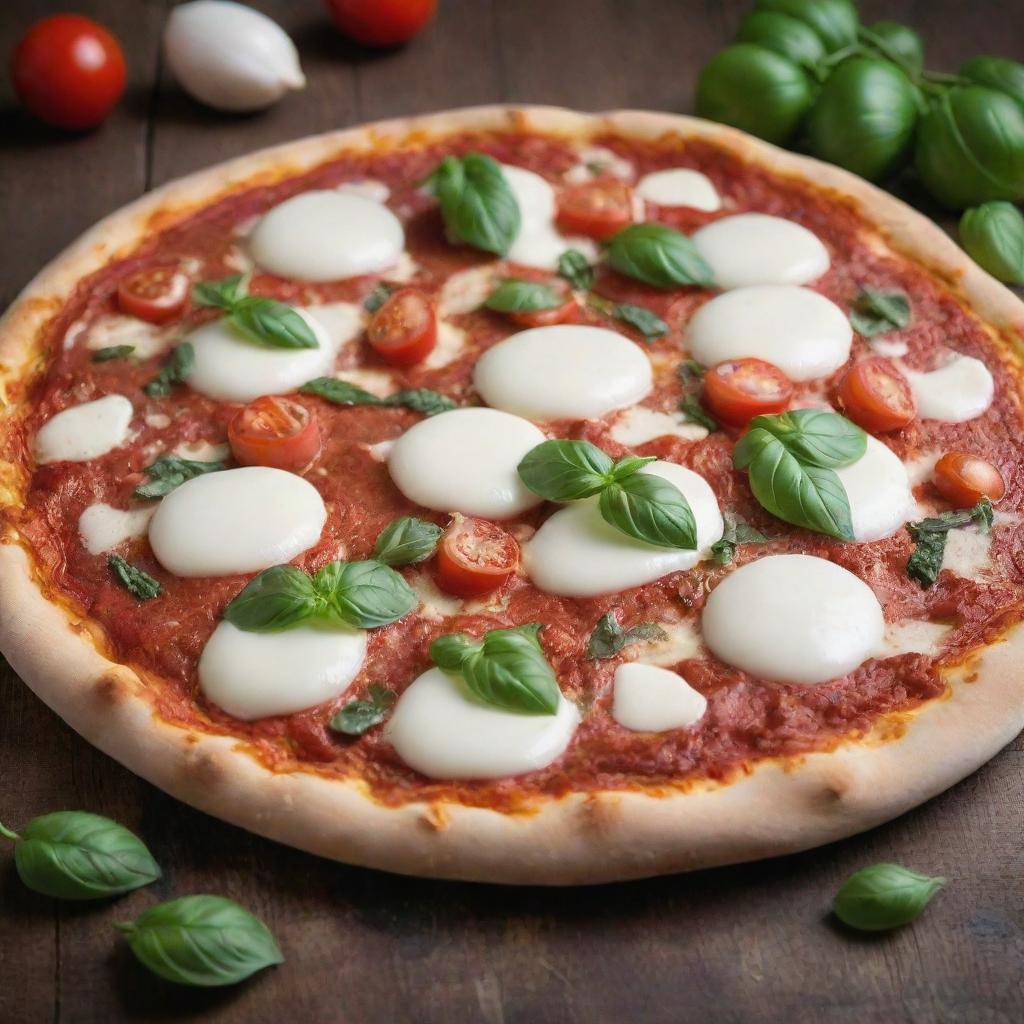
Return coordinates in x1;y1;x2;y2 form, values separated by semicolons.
1;106;1023;885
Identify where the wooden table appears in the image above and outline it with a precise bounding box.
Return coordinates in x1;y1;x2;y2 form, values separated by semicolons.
2;2;1023;1021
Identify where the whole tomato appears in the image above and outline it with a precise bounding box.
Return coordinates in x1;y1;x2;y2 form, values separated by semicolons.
323;0;437;47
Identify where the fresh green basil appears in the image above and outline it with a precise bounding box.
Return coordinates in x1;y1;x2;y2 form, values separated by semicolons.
849;287;912;337
134;454;224;499
193;274;245;308
92;345;135;363
906;499;993;588
864;21;924;73
960;201;1024;285
710;512;771;565
109;556;161;600
735;10;827;68
300;377;456;417
329;684;396;736
0;811;160;900
363;282;394;313
832;863;945;931
430;623;560;715
679;397;719;432
677;359;706;384
558;248;594;291
749;408;867;467
614;303;668;341
517;439;616;501
115;895;283;987
756;0;859;54
675;360;717;430
425;152;521;256
223;565;319;632
585;613;668;660
484;278;562;313
960;55;1024;110
143;343;194;398
599;472;698;549
606;223;714;289
194;274;317;350
372;516;442;566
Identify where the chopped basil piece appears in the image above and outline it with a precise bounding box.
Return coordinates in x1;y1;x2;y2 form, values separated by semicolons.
558;248;595;291
586;613;668;660
388;388;457;417
134;453;224;499
710;512;770;565
92;345;135;363
606;223;714;289
675;359;715;429
832;863;945;932
372;516;442;566
330;684;396;736
679;396;718;432
363;282;394;313
143;342;194;397
614;303;668;340
484;278;562;313
194;274;317;350
109;556;161;600
677;359;706;384
300;377;455;417
906;499;993;588
849;287;912;337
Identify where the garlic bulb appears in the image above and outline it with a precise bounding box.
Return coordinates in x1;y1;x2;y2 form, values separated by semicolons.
164;1;305;113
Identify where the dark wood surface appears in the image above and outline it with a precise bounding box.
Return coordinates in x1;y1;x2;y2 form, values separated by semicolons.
2;2;1023;1021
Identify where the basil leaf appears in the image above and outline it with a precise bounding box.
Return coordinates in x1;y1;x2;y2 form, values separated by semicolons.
679;396;719;432
383;388;457;417
429;632;479;671
314;560;418;629
677;359;706;384
228;296;318;350
709;511;769;565
363;282;394;312
301;378;456;417
485;278;562;313
586;612;668;660
372;516;442;566
849;287;912;337
134;454;224;499
115;895;283;987
1;811;160;900
517;439;615;501
224;565;318;632
833;863;945;932
614;303;668;340
558;248;594;291
906;499;993;588
906;530;947;588
426;152;521;256
143;343;194;397
599;473;698;549
608;454;658;481
745;409;866;468
93;345;135;363
330;684;396;736
606;223;714;289
193;274;245;310
960;201;1024;285
109;556;161;600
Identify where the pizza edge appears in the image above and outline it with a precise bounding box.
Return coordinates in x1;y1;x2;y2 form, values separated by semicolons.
2;104;1023;885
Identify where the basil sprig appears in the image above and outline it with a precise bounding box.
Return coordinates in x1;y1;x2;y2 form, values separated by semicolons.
430;623;561;715
425;152;521;256
134;453;224;499
832;863;945;932
586;612;667;660
518;439;697;550
613;303;668;340
733;410;866;541
0;812;160;900
194;274;318;350
558;248;594;290
224;559;417;633
109;556;161;600
330;684;396;736
115;895;283;987
300;377;456;417
93;344;135;363
606;223;714;289
143;343;194;397
906;498;993;588
372;516;442;566
849;287;912;337
484;278;562;313
710;512;770;565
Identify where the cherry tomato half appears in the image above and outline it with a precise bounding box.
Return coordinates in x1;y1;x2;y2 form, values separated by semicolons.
702;358;794;426
933;452;1005;507
117;266;190;324
367;288;437;366
556;179;636;241
228;397;321;473
509;281;579;329
837;358;916;433
322;0;437;47
11;15;126;130
436;517;519;597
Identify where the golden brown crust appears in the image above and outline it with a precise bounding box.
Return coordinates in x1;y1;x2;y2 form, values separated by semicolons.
2;105;1023;884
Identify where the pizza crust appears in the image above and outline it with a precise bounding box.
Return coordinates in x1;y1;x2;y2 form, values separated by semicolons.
2;105;1024;884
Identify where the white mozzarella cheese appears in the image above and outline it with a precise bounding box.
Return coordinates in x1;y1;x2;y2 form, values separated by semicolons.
474;325;653;421
35;395;134;464
503;164;557;225
637;619;702;666
385;667;579;780
148;466;326;577
564;145;635;184
199;621;366;720
609;406;708;445
387;407;545;519
302;301;365;348
905;355;994;422
686;285;852;381
336;179;390;203
701;554;884;685
84;314;169;358
424;321;468;369
248;190;404;281
835;435;915;542
78;503;155;555
942;526;992;579
635;169;721;211
611;663;707;732
522;461;724;597
692;213;830;289
880;619;952;658
437;265;499;317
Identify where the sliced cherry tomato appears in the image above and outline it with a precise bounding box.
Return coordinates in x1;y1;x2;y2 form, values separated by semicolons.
436;517;519;597
508;280;579;328
322;0;437;46
12;15;126;130
933;452;1005;507
117;266;190;323
837;358;916;432
702;358;794;426
556;179;636;241
228;397;321;472
367;288;437;366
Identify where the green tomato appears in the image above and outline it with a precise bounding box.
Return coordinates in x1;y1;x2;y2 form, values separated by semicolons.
868;21;924;72
960;56;1024;110
735;11;826;68
754;0;858;53
695;44;814;145
807;59;918;182
914;86;1024;209
960;201;1024;284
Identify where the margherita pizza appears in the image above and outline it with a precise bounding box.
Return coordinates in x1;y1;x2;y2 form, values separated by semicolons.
2;107;1022;884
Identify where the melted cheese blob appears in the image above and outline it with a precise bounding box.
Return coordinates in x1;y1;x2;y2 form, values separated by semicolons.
835;436;915;542
702;554;885;685
35;395;134;464
474;325;653;421
249;190;404;280
385;667;579;779
149;467;326;577
906;355;994;422
199;621;366;720
635;169;721;211
523;461;724;597
387;408;544;519
687;285;852;381
78;503;155;555
692;213;830;289
612;663;707;732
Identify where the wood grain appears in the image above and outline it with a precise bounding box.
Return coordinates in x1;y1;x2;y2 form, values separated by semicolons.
2;1;1023;1021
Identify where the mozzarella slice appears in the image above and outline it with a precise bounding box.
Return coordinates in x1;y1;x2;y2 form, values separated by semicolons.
835;436;915;542
385;667;579;780
148;467;326;577
387;407;544;519
199;621;366;720
612;663;707;732
336;179;390;203
522;461;724;597
35;395;134;464
905;355;994;422
474;325;653;421
686;285;852;381
249;190;404;281
78;503;155;555
503;164;556;226
302;301;365;349
692;213;830;289
84;314;168;358
609;406;708;445
701;554;884;685
635;169;721;211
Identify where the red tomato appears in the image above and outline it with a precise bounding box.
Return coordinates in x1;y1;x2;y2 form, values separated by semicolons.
228;397;321;473
837;358;916;432
556;179;636;240
11;15;126;130
323;0;437;46
933;452;1005;507
367;288;437;366
702;358;794;426
436;517;519;597
117;266;190;323
509;281;579;328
